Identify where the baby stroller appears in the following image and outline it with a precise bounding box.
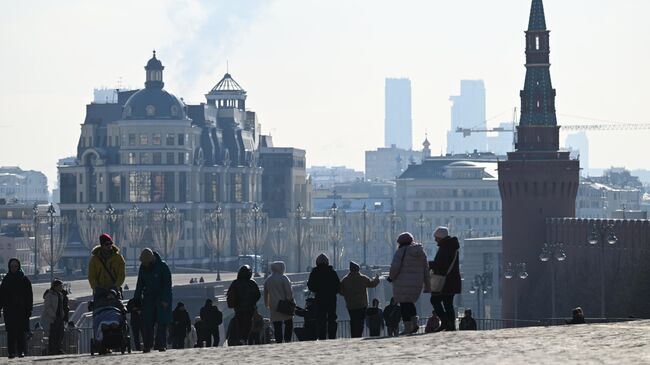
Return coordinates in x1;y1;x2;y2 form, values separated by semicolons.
294;293;317;341
90;289;131;355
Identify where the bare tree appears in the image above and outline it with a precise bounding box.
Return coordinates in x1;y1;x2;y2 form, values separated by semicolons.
202;206;230;279
77;206;104;250
270;222;288;261
39;217;68;277
151;206;182;262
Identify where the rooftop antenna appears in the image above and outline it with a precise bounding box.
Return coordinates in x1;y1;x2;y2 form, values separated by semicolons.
226;60;229;74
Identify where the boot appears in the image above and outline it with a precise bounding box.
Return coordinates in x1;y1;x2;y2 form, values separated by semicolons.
399;320;413;336
410;316;420;334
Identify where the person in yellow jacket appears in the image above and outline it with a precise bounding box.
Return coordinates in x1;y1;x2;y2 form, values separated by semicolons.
88;233;126;296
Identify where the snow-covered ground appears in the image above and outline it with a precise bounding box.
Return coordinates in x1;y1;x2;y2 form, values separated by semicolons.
9;320;650;364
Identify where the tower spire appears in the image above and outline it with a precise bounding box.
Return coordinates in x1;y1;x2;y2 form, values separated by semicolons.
528;0;547;31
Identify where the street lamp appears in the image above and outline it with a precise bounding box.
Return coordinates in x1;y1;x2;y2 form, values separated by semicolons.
125;205;146;270
250;202;263;277
329;202;340;269
468;272;492;319
588;222;617;319
47;204;57;282
271;222;287;261
160;204;177;265
203;204;225;281
415;214;428;246
361;203;369;267
295;204;305;272
504;262;528;325
32;203;39;275
539;242;566;320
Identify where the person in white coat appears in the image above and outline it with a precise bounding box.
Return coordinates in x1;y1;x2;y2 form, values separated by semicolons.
263;261;294;343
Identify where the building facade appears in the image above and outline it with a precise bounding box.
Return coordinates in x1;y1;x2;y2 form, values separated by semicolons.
259;147;310;218
447;80;487;154
0;167;49;204
385;78;412;150
365;145;422;181
498;0;581;320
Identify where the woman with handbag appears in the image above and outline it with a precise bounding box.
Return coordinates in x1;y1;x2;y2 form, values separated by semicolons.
387;232;431;335
264;261;294;343
429;227;461;332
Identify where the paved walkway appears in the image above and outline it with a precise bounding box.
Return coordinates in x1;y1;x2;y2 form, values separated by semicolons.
11;320;650;364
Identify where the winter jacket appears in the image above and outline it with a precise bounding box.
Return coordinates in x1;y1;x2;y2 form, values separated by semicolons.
172;307;192;337
383;303;401;327
41;289;69;329
88;245;126;290
263;261;294;322
133;251;172;325
429;236;461;294
227;267;261;313
340;271;380;310
307;264;341;305
388;243;431;303
200;305;223;331
0;259;33;333
365;307;384;332
459;317;477;330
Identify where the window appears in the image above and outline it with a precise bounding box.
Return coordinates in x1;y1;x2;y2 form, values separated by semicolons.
232;173;242;202
128;134;136;146
146;105;155;116
166;134;175;146
153;152;162;164
128;152;136;165
463;201;470;211
153;133;161;145
535;36;540;50
413;201;421;211
128;172;151;203
178;152;185;164
434;201;441;211
140;134;148;145
140;153;150;164
171;105;179;117
79;173;83;185
425;201;433;211
178;133;185;146
454;202;461;211
166;152;174;165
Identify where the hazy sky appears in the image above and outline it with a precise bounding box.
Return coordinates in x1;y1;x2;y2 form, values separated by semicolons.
1;0;649;188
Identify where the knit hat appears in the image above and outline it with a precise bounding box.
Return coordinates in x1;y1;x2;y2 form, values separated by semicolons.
396;232;414;245
99;233;113;246
349;261;360;272
316;253;329;266
434;227;450;240
140;248;155;264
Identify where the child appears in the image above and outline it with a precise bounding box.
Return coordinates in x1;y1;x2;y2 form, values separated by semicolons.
425;311;441;333
248;307;264;345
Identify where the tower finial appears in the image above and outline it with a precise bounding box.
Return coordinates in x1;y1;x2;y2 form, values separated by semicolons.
227;60;229;74
153;49;156;58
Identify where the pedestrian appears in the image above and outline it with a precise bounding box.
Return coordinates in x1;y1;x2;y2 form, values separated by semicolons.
88;233;126;299
199;276;205;283
194;316;208;347
365;299;384;337
387;232;431;335
248;307;264;345
425;311;441;333
263;261;294;344
226;265;261;346
133;248;172;352
383;298;401;337
42;279;69;355
0;258;33;359
199;299;223;346
126;298;143;351
429;227;461;332
566;307;585;325
171;302;191;349
459;309;478;331
340;261;380;338
307;253;341;340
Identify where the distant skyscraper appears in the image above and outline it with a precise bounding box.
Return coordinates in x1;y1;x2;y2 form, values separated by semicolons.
565;131;589;172
384;78;412;150
447;80;487;154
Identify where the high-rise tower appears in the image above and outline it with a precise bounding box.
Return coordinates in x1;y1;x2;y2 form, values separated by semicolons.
498;0;580;320
384;78;412;150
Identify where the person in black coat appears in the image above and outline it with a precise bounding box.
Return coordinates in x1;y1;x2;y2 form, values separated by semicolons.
429;227;461;332
199;299;223;346
171;302;192;349
126;298;143;351
307;253;341;340
226;265;261;346
0;258;33;359
459;309;478;331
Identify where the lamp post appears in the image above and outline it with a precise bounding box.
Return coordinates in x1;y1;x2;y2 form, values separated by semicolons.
329;202;340;269
504;262;528;325
203;204;224;281
469;272;492;319
539;242;566;320
161;204;177;264
104;204;117;236
32;203;39;275
271;222;286;261
361;203;368;267
588;222;617;319
125;205;145;270
47;203;56;282
295;204;304;272
415;214;428;245
250;202;263;277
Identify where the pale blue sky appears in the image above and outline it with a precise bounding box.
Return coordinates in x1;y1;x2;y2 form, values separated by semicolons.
1;0;649;188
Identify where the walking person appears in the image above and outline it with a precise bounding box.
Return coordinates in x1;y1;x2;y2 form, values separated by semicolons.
340;261;380;338
126;298;143;351
429;227;461;332
199;299;223;346
263;261;295;344
133;248;172;352
42;279;69;355
171;302;191;349
0;258;33;359
387;232;431;335
307;254;341;340
226;265;261;346
365;299;384;337
459;309;478;331
383;298;401;337
88;233;126;298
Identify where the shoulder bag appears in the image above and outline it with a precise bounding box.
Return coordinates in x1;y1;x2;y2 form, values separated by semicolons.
429;249;458;293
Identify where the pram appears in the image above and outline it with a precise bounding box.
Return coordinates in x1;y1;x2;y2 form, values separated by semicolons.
294;293;317;341
89;290;131;355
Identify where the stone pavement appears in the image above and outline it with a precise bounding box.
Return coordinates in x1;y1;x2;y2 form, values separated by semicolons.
9;320;650;364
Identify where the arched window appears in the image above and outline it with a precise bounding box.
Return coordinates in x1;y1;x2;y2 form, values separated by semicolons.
146;105;155;116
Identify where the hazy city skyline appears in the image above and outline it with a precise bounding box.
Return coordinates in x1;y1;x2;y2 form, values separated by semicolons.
1;0;649;188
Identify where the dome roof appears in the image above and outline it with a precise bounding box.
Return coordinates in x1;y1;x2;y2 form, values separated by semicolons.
209;73;245;93
146;51;163;70
122;88;186;120
448;161;479;167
